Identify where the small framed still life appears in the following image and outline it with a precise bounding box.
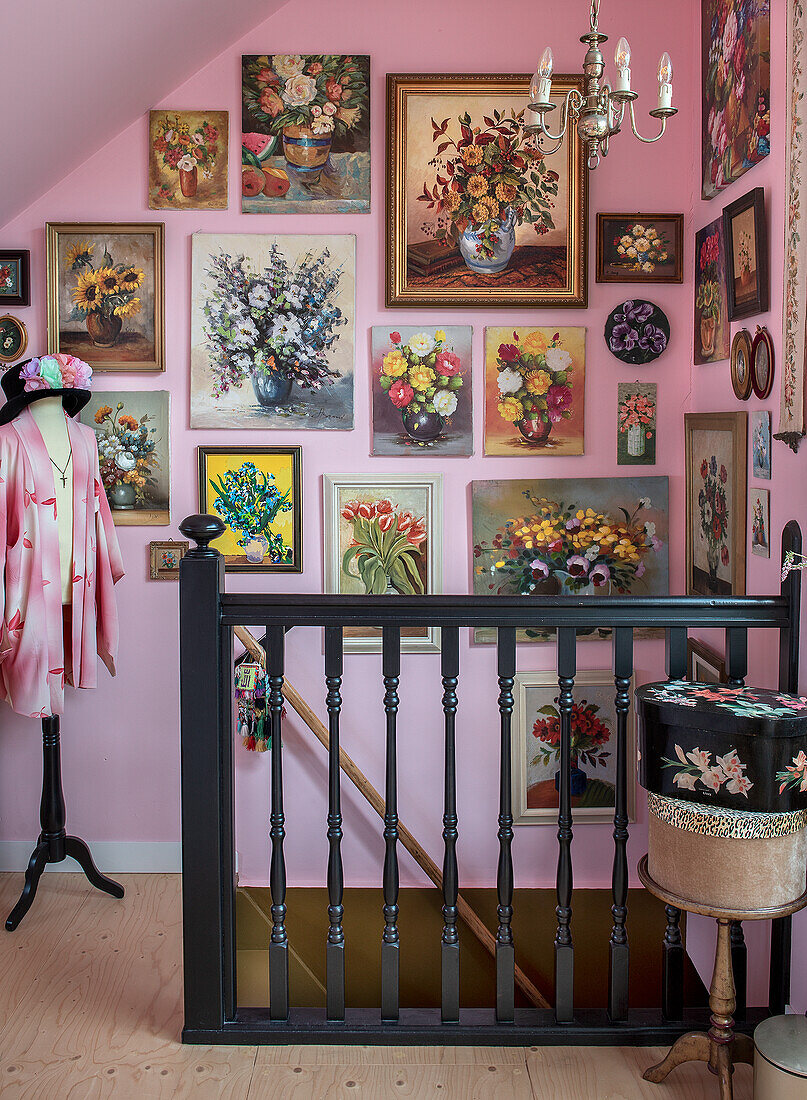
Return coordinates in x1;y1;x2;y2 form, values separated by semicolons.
198;445;302;573
323;472;442;652
730;329;753;401
751;486;770;559
684;411;747;596
722;187;768;321
617;382;656;466
751;325;774;399
0;315;28;363
149;540;188;580
511;669;636;825
687;639;727;684
596;213;683;284
751;410;771;479
0;250;30;306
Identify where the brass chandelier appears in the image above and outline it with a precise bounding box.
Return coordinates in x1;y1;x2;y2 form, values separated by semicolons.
524;0;677;169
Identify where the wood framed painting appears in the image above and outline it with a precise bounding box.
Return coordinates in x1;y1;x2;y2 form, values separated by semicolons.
242;54;370;214
0;250;30;306
190;233;355;430
386;73;587;308
371;326;472;455
0;315;27;363
484;327;585;456
751;324;774;398
687;638;727;684
723;187;768;320
324;473;442;652
81;391;170;526
694;217;730;364
596;214;683;284
730;328;753;400
512;670;636;825
149;540;188;580
46;223;165;372
617;382;656;466
702;0;770;200
471;476;669;643
198;446;302;573
751;409;771;479
684;411;747;596
148;110;228;209
751;486;770;558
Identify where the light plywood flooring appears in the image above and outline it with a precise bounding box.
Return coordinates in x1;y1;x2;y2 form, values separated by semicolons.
0;873;753;1099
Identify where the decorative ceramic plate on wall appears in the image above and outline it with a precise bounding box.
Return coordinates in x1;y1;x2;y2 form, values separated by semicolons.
604;299;670;365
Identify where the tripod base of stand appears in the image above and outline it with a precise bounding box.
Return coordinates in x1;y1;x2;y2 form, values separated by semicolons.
6;835;124;932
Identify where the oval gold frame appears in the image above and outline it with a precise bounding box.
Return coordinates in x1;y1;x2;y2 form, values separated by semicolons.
751;325;775;400
0;314;28;364
730;328;753;401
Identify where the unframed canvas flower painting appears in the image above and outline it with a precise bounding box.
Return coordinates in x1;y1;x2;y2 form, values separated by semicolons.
242;54;370;213
694;218;730;364
484;327;585;456
371;326;472;455
617;382;656;466
190;233;355;430
702;0;770;199
149;111;228;209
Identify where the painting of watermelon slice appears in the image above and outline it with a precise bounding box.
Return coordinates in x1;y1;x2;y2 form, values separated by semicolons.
242;132;278;167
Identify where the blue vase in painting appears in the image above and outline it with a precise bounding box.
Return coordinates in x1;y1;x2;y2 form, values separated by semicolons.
459;207;516;274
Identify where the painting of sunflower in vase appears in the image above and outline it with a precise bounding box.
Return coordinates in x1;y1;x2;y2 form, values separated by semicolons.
46;223;165;371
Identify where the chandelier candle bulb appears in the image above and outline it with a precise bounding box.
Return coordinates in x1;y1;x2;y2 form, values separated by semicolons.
614;37;632;92
657;52;673;109
533;47;554;105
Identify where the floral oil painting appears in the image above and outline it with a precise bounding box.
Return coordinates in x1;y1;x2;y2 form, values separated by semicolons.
472;476;669;643
751;487;770;558
702;0;770;199
596;214;683;284
512;671;636;825
324;473;442;652
190;233;355;430
81;391;170;526
484;327;585;456
198;446;302;573
149;111;228;209
617;382;656;466
752;409;771;478
685;412;747;596
386;74;586;307
46;224;164;372
242;55;370;213
694;218;730;364
371;326;472;455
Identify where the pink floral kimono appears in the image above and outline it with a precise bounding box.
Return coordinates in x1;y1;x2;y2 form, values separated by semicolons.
0;409;124;718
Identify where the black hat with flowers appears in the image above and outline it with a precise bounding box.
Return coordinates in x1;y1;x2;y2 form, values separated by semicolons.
0;353;93;426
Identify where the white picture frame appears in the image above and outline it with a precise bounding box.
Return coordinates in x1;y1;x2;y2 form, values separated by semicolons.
323;472;443;653
512;669;636;825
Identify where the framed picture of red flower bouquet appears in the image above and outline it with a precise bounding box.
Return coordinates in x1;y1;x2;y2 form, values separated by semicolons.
386;73;587;308
512;670;637;825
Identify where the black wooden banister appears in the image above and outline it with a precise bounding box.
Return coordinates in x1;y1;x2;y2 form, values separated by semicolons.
178;513;802;1047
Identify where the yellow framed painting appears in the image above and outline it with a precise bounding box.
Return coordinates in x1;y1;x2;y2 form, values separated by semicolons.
198;446;302;573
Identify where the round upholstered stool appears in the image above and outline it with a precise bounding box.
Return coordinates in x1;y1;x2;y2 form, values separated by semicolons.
639;795;807;1100
754;1015;807;1099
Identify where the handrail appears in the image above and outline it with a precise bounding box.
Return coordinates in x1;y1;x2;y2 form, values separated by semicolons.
221;592;792;628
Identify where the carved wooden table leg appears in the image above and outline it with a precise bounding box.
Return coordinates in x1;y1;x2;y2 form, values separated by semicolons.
644;918;750;1099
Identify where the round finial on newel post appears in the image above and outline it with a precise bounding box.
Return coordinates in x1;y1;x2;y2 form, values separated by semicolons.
179;514;225;554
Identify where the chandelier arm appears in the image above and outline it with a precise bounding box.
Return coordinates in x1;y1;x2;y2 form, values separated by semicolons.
533;92;575;143
627;99;669;144
609;99;627;134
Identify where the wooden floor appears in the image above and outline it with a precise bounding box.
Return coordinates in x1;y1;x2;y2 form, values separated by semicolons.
0;872;753;1099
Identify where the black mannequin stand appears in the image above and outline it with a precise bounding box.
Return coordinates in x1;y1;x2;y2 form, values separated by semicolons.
5;716;124;931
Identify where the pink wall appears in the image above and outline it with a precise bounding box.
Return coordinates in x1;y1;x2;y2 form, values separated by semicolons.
12;0;804;1009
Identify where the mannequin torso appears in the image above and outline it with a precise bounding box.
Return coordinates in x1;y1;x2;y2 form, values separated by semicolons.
29;399;73;604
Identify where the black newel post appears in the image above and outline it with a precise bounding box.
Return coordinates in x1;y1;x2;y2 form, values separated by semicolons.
178;514;234;1037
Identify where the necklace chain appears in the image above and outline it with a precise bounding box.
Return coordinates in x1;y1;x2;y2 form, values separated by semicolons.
50;443;73;488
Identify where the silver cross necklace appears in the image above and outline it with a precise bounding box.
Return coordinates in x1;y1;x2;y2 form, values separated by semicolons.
51;443;73;488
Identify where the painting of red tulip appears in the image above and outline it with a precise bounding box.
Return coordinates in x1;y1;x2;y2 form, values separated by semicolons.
324;473;442;651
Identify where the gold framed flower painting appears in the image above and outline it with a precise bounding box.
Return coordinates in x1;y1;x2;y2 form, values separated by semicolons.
148;110;228;209
46;223;165;372
386;74;587;308
484;327;585;456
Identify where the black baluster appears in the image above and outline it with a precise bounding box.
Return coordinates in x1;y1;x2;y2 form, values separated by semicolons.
325;626;345;1022
666;627;688;681
555;627;576;1023
726;628;748;686
495;627;516;1024
662;904;684;1020
770;916;792;1014
608;627;633;1022
730;921;747;1021
381;626;401;1023
441;626;460;1024
267;625;289;1021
